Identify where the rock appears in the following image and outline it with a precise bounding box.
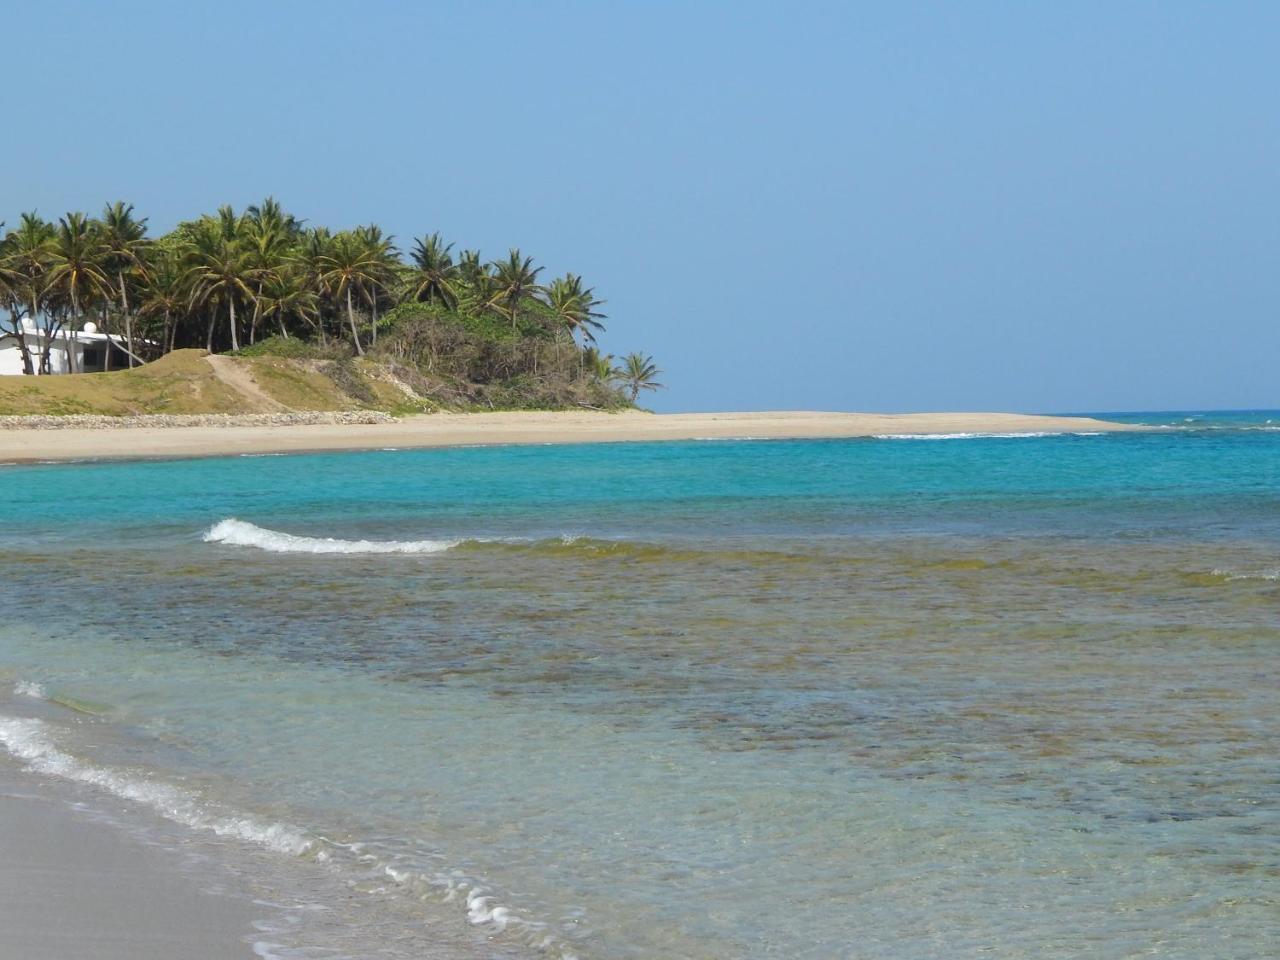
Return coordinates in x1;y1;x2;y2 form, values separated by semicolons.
0;412;396;430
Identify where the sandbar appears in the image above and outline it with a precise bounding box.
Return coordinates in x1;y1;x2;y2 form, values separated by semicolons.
0;410;1138;463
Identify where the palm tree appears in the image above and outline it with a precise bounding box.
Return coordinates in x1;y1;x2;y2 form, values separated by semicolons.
457;249;486;286
245;197;303;241
545;274;606;373
0;213;54;374
315;230;389;355
241;216;293;344
258;267;321;341
99;201;149;366
137;249;188;353
354;225;398;346
491;249;543;345
184;215;256;352
0;225;31;374
614;353;663;403
297;227;334;343
455;250;500;320
409;233;459;309
581;346;614;382
44;213;112;373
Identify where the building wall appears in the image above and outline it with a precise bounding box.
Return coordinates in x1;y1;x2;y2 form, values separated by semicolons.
0;336;73;375
0;343;30;376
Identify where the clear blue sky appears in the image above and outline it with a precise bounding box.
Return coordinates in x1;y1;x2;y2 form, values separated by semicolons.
4;1;1277;412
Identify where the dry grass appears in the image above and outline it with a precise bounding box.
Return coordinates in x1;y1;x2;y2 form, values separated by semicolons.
0;350;401;416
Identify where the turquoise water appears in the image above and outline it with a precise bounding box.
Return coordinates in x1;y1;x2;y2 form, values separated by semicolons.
1;416;1277;958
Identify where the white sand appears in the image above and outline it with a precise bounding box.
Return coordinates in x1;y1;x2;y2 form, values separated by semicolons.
0;410;1136;463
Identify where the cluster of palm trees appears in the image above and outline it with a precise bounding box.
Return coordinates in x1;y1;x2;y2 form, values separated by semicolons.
0;200;661;399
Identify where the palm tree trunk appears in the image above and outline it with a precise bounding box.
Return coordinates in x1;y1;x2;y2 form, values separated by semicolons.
346;287;364;356
250;282;263;345
206;312;217;353
119;271;135;368
101;304;113;372
8;300;35;375
68;291;81;374
228;296;240;352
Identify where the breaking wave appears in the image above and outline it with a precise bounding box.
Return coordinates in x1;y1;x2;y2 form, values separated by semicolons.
872;431;1080;440
13;680;47;700
0;714;313;855
1210;568;1280;582
204;519;463;555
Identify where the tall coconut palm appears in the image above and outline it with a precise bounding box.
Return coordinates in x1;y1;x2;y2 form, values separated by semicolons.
457;249;486;286
137;249;189;353
297;227;334;342
315;230;389;355
354;225;398;346
581;346;614;382
258;266;321;342
491;249;542;349
0;213;54;374
614;353;663;404
0;226;33;374
99;201;149;366
245;197;303;242
409;232;459;309
44;213;112;373
553;274;606;341
545;273;606;368
184;216;256;352
3;213;54;316
456;250;499;317
242;216;293;343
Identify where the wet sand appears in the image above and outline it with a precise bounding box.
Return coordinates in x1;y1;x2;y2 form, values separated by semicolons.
0;758;257;959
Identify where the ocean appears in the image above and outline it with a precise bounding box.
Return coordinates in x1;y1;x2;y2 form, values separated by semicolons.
1;412;1277;959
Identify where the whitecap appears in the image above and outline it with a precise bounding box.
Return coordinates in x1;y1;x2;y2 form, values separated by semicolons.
13;680;47;700
1211;568;1280;582
203;519;461;555
872;432;1064;440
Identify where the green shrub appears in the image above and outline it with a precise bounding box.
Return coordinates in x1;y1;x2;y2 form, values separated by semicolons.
234;336;351;361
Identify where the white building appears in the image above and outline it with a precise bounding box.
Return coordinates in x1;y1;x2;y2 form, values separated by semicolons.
0;317;139;375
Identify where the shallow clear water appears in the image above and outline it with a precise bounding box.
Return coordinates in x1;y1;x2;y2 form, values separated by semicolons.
1;418;1277;958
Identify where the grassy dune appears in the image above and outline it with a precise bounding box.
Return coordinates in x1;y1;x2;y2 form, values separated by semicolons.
0;350;407;416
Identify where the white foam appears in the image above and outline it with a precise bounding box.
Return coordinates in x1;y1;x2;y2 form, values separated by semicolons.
1211;568;1280;582
13;680;47;700
203;519;461;555
0;715;313;856
870;435;1090;442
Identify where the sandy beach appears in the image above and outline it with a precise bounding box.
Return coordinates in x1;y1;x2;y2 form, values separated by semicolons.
0;410;1135;463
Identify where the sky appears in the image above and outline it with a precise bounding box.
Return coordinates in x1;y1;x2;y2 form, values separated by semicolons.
3;1;1277;413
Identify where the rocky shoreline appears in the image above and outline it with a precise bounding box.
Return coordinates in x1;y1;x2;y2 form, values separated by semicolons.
0;412;395;430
